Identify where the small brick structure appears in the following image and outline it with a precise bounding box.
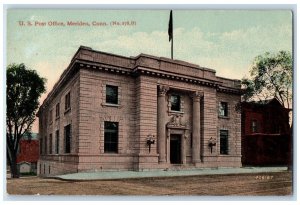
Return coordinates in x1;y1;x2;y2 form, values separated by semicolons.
241;99;292;166
16;134;39;174
37;46;243;177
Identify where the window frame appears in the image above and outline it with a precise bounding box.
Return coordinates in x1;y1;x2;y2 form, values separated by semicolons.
251;120;258;133
65;92;71;111
170;94;181;112
105;85;118;105
219;102;228;117
220;130;229;155
49;109;53;124
44;135;47;154
104;121;119;153
55;130;59;154
55;103;60;119
64;124;71;154
49;133;53;154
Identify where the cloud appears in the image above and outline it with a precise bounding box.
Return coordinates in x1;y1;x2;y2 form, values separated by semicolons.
8;19;292;133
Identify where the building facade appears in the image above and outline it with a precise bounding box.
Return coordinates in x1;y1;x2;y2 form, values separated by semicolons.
37;46;242;176
241;98;291;166
17;133;39;174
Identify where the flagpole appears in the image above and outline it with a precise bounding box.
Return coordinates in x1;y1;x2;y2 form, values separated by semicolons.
171;33;173;60
171;10;173;60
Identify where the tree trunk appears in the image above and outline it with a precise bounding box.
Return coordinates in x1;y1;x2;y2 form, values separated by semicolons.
9;153;19;178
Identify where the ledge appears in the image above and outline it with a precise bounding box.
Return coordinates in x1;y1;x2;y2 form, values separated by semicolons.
218;115;230;119
101;103;121;108
168;110;184;115
64;108;71;115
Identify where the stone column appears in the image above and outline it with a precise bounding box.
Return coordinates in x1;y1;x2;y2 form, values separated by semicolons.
157;85;168;163
192;91;202;164
166;129;170;163
181;134;186;164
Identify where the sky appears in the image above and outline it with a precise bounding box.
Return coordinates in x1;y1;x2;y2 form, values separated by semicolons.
6;9;293;132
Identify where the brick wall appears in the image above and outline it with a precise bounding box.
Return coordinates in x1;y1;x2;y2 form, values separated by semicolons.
17;140;39;163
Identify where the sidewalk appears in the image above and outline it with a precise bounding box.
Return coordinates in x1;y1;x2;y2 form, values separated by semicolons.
54;166;289;181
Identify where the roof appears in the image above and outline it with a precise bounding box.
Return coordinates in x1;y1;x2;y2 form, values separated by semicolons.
242;98;291;112
22;132;39;140
38;46;242;114
244;98;283;106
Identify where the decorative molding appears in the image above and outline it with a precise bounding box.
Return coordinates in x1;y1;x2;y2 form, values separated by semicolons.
158;85;169;96
166;114;188;130
166;115;189;141
191;91;203;102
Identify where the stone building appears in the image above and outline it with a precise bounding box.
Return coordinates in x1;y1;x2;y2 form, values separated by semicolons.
37;46;242;176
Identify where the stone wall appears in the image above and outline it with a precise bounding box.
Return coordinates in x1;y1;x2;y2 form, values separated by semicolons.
76;68;137;172
38;46;242;176
38;72;80;176
215;92;242;167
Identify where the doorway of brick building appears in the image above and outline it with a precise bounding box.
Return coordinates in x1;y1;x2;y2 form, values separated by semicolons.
170;134;181;164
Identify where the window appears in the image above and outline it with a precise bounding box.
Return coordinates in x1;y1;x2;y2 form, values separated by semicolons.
104;121;118;153
220;130;229;155
55;130;59;154
40;138;43;155
251;120;258;133
44;135;47;154
55;103;60;118
219;102;228;117
49;109;53;123
171;94;181;111
64;124;71;153
65;92;71;111
106;85;118;104
49;134;52;154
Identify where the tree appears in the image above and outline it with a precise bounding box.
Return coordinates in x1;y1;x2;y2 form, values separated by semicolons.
6;63;46;178
241;51;292;109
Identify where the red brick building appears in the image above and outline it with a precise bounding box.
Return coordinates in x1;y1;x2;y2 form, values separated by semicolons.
37;46;243;177
16;133;39;174
241;98;291;166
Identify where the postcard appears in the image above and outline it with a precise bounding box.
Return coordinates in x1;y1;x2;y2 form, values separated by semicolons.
5;7;294;198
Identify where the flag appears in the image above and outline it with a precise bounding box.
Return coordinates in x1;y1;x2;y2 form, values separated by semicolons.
168;10;173;42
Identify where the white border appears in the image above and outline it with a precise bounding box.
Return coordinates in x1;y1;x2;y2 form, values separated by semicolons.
1;1;299;204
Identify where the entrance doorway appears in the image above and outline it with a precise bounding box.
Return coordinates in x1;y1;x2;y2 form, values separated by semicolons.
170;134;181;164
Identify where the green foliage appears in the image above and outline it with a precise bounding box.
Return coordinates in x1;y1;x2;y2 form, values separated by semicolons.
241;51;292;109
20;172;37;176
6;63;46;178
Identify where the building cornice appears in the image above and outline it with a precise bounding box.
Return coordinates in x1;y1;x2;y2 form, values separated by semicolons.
38;46;242;114
76;60;242;94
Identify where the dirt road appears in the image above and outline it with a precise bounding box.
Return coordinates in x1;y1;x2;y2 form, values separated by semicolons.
6;171;292;196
